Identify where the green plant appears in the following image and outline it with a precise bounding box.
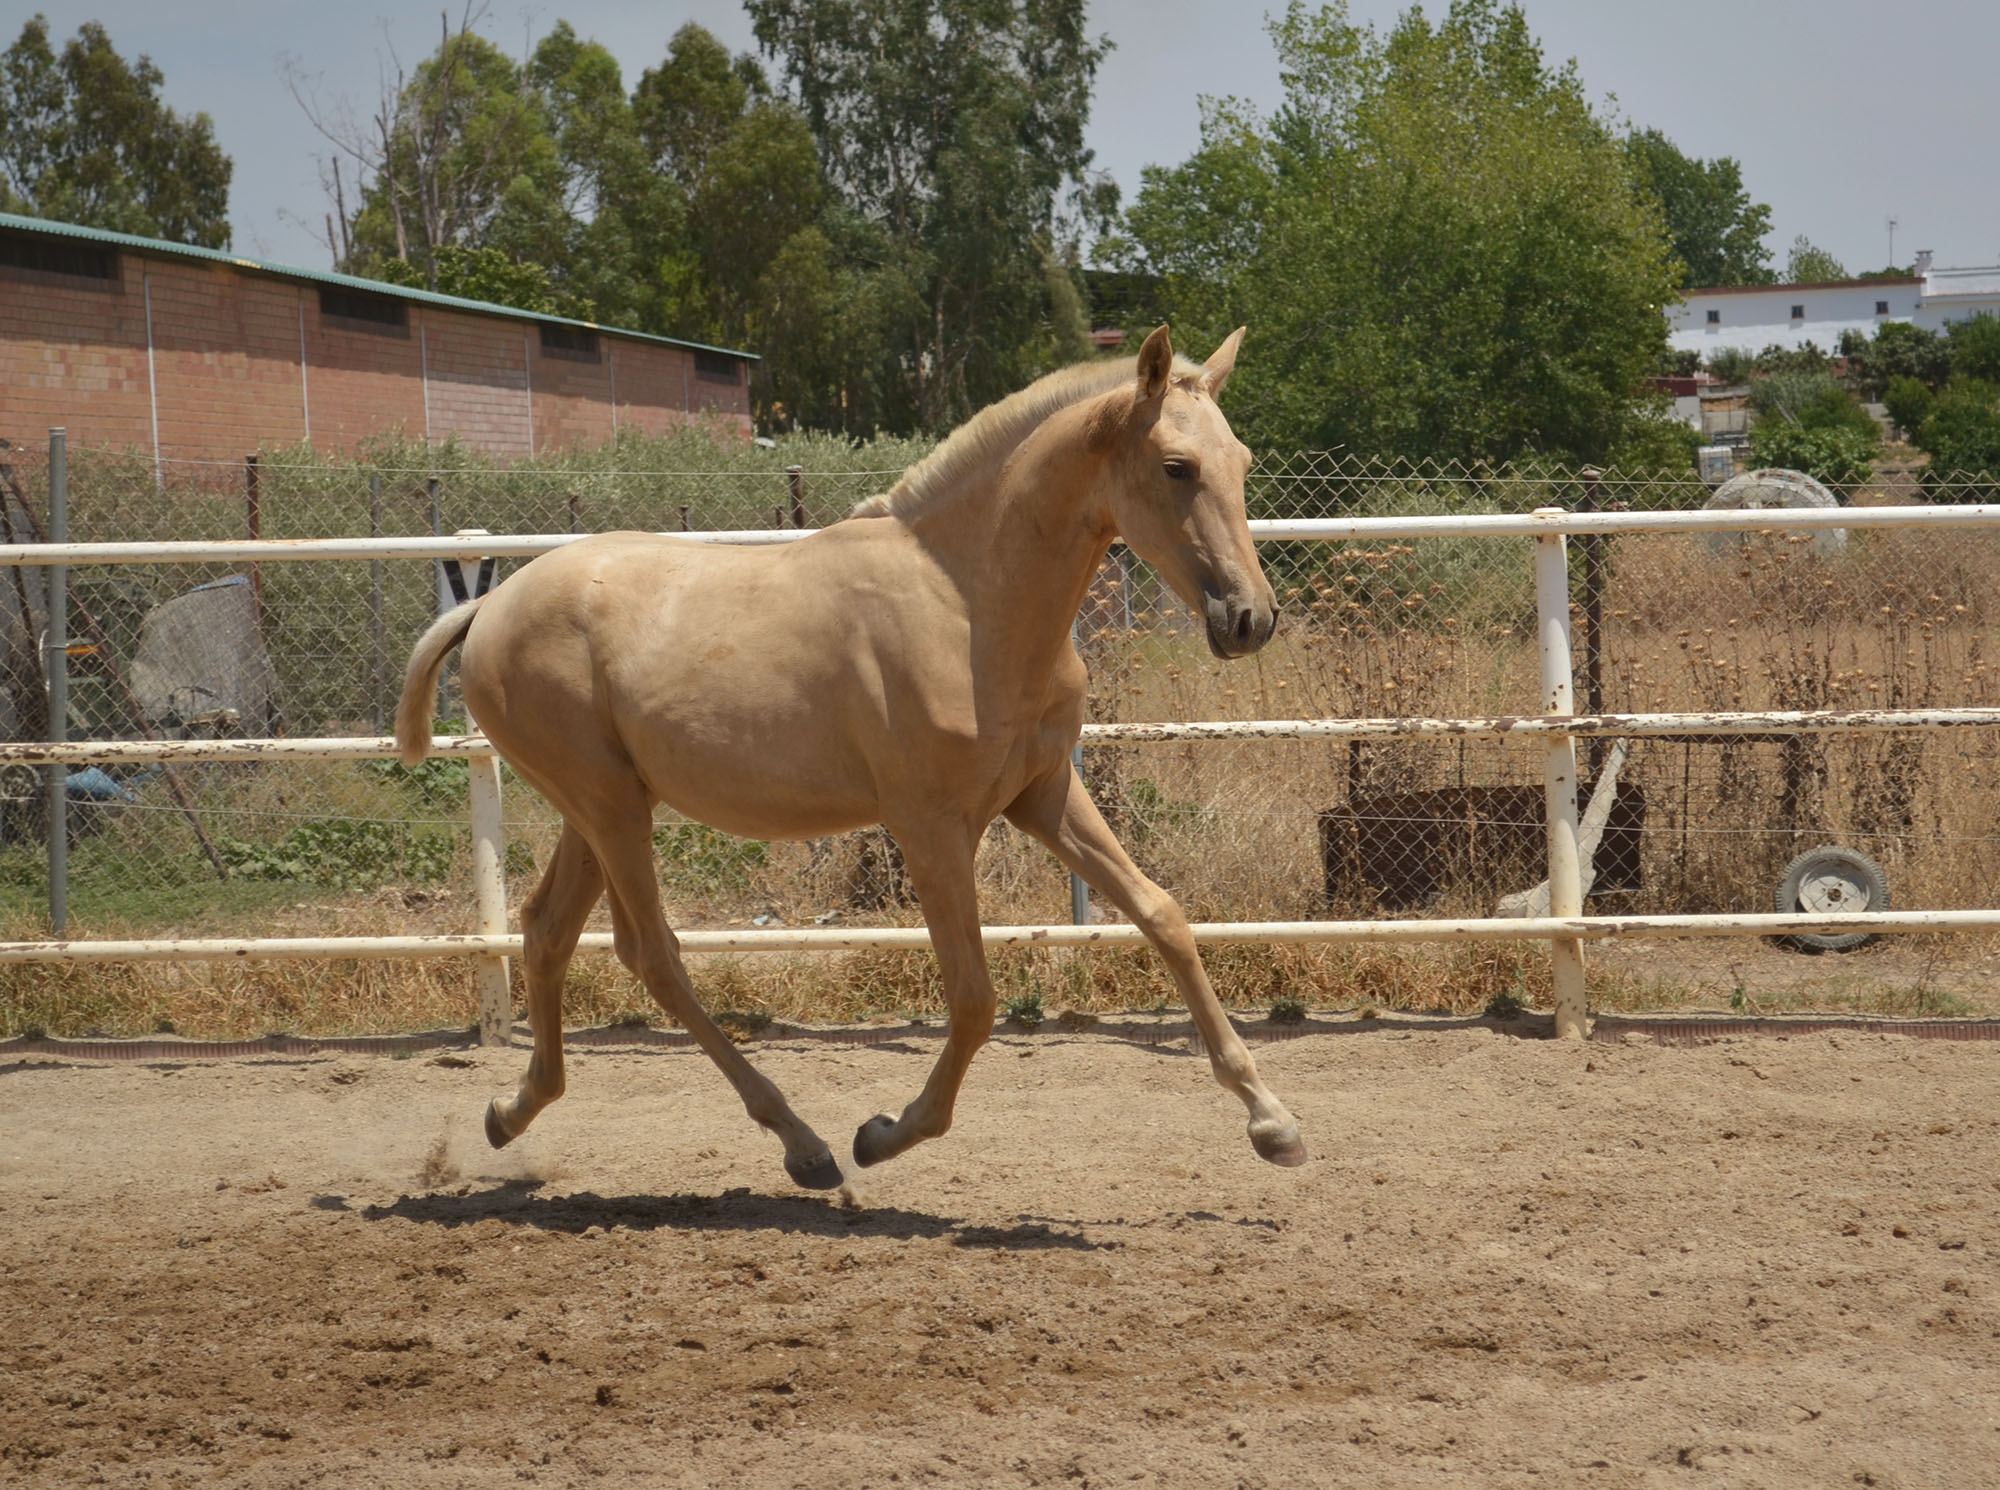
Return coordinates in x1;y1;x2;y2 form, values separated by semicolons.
1268;996;1307;1024
1747;421;1878;489
1121;777;1211;846
1883;375;1935;438
368;751;470;808
1914;378;2000;496
1705;347;1756;385
216;820;456;889
1482;989;1525;1020
1001;991;1044;1028
653;820;768;893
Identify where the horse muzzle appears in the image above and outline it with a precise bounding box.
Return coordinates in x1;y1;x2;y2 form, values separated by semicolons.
1204;591;1278;659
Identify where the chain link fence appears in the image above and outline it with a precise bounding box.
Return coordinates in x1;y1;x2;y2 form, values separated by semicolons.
1;432;1997;1013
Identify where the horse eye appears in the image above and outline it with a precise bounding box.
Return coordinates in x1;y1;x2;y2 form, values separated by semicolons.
1163;459;1193;482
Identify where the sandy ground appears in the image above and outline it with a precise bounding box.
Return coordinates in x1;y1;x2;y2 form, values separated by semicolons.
3;1019;1998;1488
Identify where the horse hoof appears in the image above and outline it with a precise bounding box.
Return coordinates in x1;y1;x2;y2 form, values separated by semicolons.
1251;1123;1307;1168
484;1100;516;1150
852;1114;900;1168
785;1147;844;1191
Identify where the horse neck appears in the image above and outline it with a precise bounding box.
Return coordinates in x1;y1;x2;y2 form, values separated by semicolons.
903;403;1114;668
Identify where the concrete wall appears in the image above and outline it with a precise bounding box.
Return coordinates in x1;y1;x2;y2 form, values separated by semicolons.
0;241;751;464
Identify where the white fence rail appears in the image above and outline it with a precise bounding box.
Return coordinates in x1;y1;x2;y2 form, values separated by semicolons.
5;501;1998;1043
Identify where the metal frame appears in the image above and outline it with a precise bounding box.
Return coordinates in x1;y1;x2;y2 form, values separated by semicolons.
4;501;1997;1044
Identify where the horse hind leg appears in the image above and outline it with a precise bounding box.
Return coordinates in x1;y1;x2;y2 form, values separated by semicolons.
486;823;603;1148
592;824;844;1191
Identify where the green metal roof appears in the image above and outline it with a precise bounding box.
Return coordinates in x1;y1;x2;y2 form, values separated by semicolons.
0;212;759;362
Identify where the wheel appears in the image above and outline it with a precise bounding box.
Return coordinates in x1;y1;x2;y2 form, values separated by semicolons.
1774;845;1889;953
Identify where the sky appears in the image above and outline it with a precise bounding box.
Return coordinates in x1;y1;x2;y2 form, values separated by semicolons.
23;0;2000;280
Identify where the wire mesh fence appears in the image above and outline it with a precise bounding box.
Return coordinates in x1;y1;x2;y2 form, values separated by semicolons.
0;433;1997;1012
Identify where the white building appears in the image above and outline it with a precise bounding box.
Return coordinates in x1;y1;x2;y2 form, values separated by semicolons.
1668;251;2000;357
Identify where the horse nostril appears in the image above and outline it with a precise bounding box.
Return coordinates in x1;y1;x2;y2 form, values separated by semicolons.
1233;607;1254;647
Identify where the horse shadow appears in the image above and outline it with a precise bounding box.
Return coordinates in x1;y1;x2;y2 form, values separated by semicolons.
343;1180;1115;1251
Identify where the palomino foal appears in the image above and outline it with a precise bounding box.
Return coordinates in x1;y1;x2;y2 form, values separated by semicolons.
396;325;1305;1189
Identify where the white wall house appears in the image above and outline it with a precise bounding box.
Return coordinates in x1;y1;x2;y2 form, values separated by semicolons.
1668;251;2000;357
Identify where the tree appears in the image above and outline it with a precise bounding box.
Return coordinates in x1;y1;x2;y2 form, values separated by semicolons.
1785;235;1845;284
1839;320;1949;400
1122;0;1680;467
746;0;1114;432
0;14;231;245
336;19;560;290
1623;128;1773;287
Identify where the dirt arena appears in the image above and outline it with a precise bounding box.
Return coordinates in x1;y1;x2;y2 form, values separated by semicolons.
4;1017;1998;1488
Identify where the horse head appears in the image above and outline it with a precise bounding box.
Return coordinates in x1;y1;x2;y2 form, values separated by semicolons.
1102;325;1277;659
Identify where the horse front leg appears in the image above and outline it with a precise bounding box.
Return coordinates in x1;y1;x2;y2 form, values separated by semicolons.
1004;763;1306;1168
852;825;994;1168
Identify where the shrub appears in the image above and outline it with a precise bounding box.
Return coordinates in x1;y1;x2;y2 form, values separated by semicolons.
1747;421;1878;489
1948;312;2000;385
1705;347;1756;385
1883;375;1935;439
1746;373;1880;488
1843;320;1950;400
1914;378;2000;497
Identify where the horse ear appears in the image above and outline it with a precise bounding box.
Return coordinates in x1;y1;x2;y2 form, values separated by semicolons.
1202;327;1246;398
1135;325;1174;404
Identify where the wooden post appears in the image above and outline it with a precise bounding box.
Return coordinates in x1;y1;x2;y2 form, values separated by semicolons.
787;465;805;528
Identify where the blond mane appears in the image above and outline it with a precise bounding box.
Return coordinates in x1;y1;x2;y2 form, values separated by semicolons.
850;353;1208;520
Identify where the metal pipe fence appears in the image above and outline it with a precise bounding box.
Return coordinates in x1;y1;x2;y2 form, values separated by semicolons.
0;440;1997;1041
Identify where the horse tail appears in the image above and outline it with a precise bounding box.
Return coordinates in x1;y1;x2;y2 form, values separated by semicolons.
395;599;483;766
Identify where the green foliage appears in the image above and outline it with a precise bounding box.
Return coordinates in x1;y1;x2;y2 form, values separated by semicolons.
368;750;470;808
1948;313;2000;385
1883;375;1934;438
1268;996;1308;1024
1784;235;1845;284
1745;370;1879;488
1913;378;2000;495
1753;341;1831;376
1121;0;1680;467
747;0;1111;433
1001;990;1044;1028
218;820;456;890
653;821;767;893
1841;320;1950;400
1705;347;1756;385
1122;777;1210;843
372;244;568;316
1747;421;1878;489
0;14;231;244
1606;402;1701;477
1623;127;1774;287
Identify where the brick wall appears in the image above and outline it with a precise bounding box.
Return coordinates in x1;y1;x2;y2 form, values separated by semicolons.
0;243;751;463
